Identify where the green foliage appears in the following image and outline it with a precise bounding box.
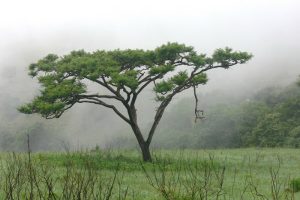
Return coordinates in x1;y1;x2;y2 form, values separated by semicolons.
278;98;300;124
110;70;139;89
149;64;174;75
191;73;208;85
154;80;174;94
154;42;194;64
19;100;65;116
251;113;287;147
171;71;189;85
20;42;252;120
236;102;270;146
290;178;300;193
28;54;59;76
187;52;206;67
289;126;300;138
287;126;300;147
212;47;253;67
19;78;86;118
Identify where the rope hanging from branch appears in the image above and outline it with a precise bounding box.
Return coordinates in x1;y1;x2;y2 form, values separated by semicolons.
193;85;205;123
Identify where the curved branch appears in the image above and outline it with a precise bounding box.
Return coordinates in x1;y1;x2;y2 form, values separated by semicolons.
77;98;131;124
84;77;126;101
146;95;173;145
78;94;123;101
45;102;76;119
136;74;162;95
196;61;238;75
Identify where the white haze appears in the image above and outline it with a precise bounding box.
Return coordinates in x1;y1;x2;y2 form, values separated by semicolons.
0;0;300;149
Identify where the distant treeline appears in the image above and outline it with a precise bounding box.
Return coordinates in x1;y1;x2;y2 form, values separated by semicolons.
150;77;300;149
1;77;299;151
0;95;66;151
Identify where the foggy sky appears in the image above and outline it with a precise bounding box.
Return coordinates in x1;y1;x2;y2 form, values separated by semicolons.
0;0;300;148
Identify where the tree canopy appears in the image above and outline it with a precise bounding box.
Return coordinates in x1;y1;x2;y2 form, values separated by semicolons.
19;42;252;161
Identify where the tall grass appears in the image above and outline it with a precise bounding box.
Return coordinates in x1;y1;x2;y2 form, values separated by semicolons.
0;149;299;199
0;152;128;200
141;153;295;200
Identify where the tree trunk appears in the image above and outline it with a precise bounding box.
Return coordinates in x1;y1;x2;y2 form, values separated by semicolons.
129;123;152;162
134;131;152;162
127;106;153;162
140;142;152;162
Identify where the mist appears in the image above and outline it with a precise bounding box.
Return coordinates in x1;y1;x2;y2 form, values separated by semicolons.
0;0;300;150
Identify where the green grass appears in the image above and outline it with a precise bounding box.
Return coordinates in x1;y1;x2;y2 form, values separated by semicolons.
0;148;300;199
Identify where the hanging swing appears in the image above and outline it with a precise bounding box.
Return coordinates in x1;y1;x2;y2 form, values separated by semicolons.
193;85;205;123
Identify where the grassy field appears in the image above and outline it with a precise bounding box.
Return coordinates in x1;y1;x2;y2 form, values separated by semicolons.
0;148;300;199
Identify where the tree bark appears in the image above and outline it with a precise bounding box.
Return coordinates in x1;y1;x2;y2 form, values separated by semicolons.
140;142;152;162
130;125;152;162
126;104;153;162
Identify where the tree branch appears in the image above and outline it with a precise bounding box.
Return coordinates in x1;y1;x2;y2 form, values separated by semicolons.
45;102;76;119
146;96;173;145
85;77;125;101
136;74;162;95
78;94;123;101
77;98;131;124
196;61;238;75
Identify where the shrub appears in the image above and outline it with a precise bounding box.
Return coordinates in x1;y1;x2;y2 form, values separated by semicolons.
290;178;300;192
